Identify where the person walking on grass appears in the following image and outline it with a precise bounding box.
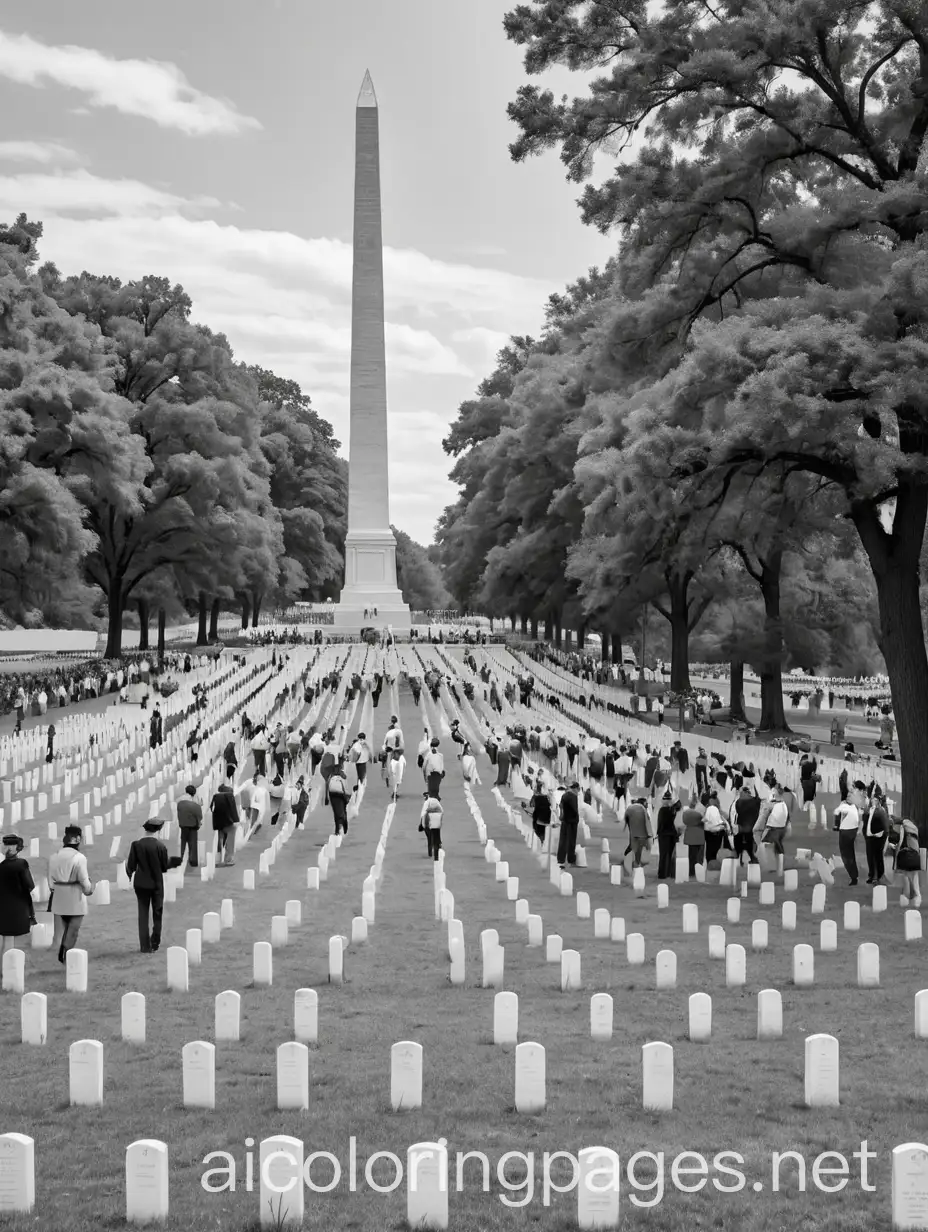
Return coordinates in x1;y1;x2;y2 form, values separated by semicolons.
49;825;93;964
126;820;169;954
423;738;445;798
863;787;889;885
894;818;923;908
176;784;202;868
833;795;861;886
328;763;350;836
0;835;35;960
681;793;706;876
655;790;682;879
461;743;481;786
624;796;653;870
420;793;444;860
210;782;239;866
556;781;580;868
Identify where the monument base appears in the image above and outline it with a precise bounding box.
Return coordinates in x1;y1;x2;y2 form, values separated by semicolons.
334;530;411;633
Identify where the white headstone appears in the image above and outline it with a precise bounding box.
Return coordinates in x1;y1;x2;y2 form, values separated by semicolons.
642;1041;673;1111
752;920;768;951
121;992;146;1043
577;891;591;919
243;869;255;890
560;871;573;896
844;900;860;931
253;942;272;987
1;949;24;994
493;991;519;1046
633;867;646;896
726;897;740;924
782;901;797;931
655;949;677;990
185;929;202;966
873;884;888;912
271;916;289;948
610;917;626;942
406;1141;448;1230
294;988;318;1044
20;991;47;1046
391;1040;423;1110
858;941;880;988
561;949;581;991
0;1133;35;1213
220;899;234;928
626;933;645;965
514;1041;546;1113
819;919;837;952
811;884;826;914
546;934;562;963
907;911;924;943
758;882;775;906
916;990;928;1040
577;1146;621;1229
276;1041;310;1110
725;943;746;988
125;1139;169;1225
804;1033;839;1107
166;947;188;993
708;925;726;959
682;903;698;934
593;908;610;938
259;1136;304;1229
656;883;669;910
793;943;814;987
515;898;530;925
783;869;798;893
688;992;712;1043
590;993;613;1042
675;856;689;884
757;988;783;1040
66;947;88;993
69;1038;104;1106
215;990;241;1042
892;1143;928;1232
182;1040;216;1109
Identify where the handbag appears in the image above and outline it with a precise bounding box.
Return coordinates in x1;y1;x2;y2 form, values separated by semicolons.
897;844;921;872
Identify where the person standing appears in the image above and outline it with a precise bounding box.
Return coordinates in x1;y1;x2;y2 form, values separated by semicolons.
293;776;309;829
0;835;36;959
655;791;682;879
328;764;349;836
624;796;653;869
556;781;580;868
528;780;553;847
48;825;93;964
894;818;923;907
694;747;709;796
681;794;706;876
149;707;163;750
759;787;790;877
250;726;270;776
863;789;888;885
176;784;203;867
834;796;861;886
495;738;511;788
387;747;406;798
423;739;445;798
126;820;169;954
210;783;239;866
732;787;760;865
420;793;444;860
703;793;728;864
46;723;56;765
349;732;371;790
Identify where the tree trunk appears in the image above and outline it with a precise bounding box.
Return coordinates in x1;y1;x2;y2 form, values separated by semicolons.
601;632;610;662
209;597;221;641
757;549;789;732
510;614;516;632
136;598;150;652
157;608;166;667
544;616;553;641
251;591;263;629
854;490;928;839
196;592;209;646
565;629;573;650
530;617;538;639
520;614;528;635
240;594;250;631
611;633;623;664
104;581;124;659
577;626;585;650
658;575;693;693
554;619;563;650
729;658;746;723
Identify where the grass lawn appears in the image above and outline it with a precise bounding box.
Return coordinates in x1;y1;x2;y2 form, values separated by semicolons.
0;665;923;1231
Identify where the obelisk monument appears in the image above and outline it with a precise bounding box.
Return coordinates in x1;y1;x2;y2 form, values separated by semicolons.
335;70;411;633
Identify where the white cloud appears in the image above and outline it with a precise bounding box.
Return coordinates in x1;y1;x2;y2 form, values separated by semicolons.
0;140;79;164
0;169;220;217
452;325;511;370
0;29;261;136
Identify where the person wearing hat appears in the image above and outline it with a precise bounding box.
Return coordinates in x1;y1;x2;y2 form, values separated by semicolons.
210;782;240;863
450;719;466;759
655;790;682;879
48;825;94;963
176;784;203;868
423;738;445;798
624;796;653;869
126;820;170;953
419;793;444;860
327;761;350;835
0;835;36;959
556;781;581;868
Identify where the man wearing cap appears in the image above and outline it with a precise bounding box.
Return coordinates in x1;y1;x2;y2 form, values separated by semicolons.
126;820;170;953
556;781;581;868
422;738;445;798
48;825;94;964
176;784;202;868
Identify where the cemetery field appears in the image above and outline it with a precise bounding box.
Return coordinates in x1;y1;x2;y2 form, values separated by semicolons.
0;717;923;1232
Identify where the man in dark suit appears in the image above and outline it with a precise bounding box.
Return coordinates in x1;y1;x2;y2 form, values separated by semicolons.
556;782;580;868
126;819;169;953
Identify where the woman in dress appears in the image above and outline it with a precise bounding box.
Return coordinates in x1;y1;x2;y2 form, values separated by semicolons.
0;835;36;959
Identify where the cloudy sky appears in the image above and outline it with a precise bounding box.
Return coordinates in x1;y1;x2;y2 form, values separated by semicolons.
0;0;614;544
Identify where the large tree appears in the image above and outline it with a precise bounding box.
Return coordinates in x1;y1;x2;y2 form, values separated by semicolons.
504;0;928;822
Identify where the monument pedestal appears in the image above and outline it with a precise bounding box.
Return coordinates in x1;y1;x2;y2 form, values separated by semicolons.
335;530;411;632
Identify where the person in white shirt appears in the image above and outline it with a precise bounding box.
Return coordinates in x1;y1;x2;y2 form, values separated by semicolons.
423;740;445;797
349;733;371;789
461;744;481;786
420;795;443;861
416;729;431;773
702;794;728;863
386;747;406;798
308;729;325;776
833;799;861;886
758;788;790;876
48;826;94;963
